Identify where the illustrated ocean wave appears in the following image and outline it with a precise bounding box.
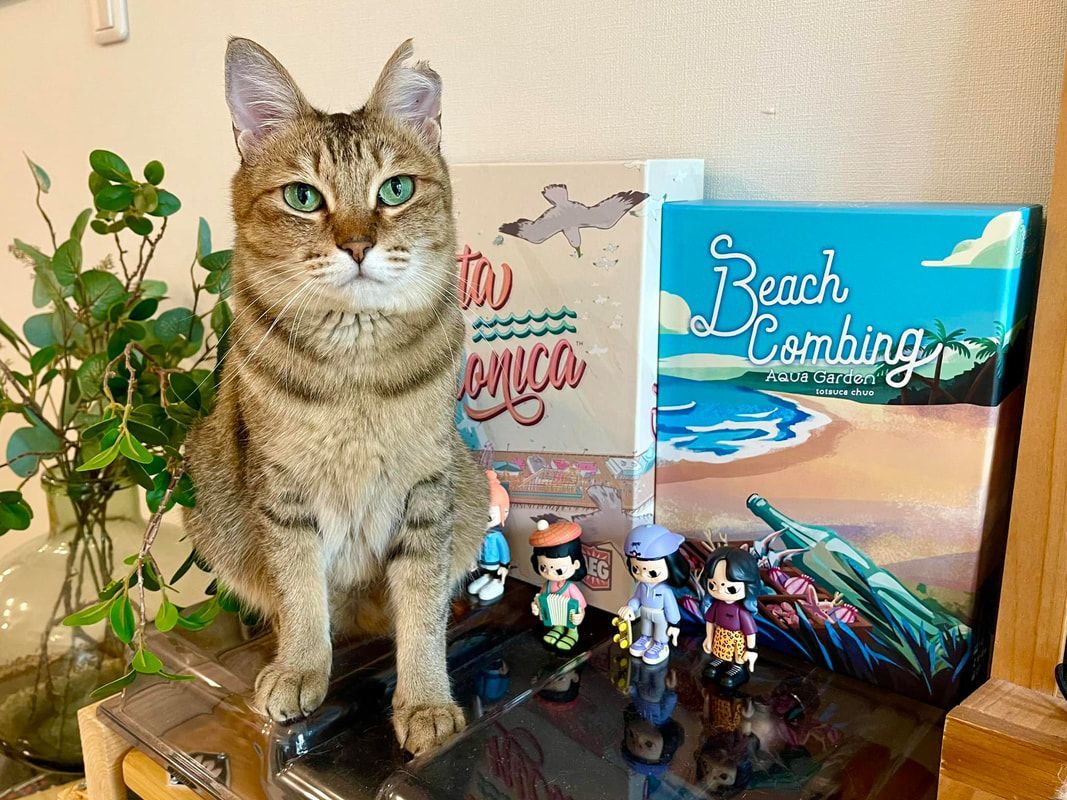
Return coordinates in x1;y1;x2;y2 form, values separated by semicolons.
659;401;696;412
473;306;577;329
657;375;831;464
471;321;578;343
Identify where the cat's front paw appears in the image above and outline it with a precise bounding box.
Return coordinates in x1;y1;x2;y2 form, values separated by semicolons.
392;701;466;755
254;661;330;723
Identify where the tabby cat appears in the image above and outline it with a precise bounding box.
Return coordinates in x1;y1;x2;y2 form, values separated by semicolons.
182;38;487;754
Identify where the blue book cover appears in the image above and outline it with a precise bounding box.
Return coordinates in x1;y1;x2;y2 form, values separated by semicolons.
656;201;1042;707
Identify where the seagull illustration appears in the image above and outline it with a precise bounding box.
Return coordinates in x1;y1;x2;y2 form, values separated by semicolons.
499;184;649;257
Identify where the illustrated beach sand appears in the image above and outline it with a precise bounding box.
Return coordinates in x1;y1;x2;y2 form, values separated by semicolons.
656;389;1023;619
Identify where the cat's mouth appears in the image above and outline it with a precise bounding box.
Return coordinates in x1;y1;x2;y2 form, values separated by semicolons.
337;269;384;287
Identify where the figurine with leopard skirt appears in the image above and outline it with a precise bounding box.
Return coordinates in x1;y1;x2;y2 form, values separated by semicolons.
702;546;762;690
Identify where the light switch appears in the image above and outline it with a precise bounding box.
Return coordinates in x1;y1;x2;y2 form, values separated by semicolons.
90;0;129;45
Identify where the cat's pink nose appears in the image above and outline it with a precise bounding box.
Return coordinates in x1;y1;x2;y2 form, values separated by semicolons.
340;239;373;264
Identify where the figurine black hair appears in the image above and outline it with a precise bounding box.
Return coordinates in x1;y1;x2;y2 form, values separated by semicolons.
529;519;588;652
528;538;588;582
702;546;762;690
621;706;685;771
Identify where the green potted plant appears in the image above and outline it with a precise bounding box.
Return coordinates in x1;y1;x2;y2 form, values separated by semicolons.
0;152;231;771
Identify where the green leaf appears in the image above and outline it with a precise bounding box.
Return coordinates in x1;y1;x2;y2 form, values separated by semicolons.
90;219;109;235
32;270;63;309
155;599;179;633
89;669;136;701
0;318;25;352
210;301;233;337
143;160;165;186
75;352;109;399
153;307;193;343
6;425;63;478
62;598;113;627
128;298;158;321
126;215;153;236
204;268;230;297
146;471;174;513
125;459;154;491
52;239;82;287
139;279;168;300
149;189;181;217
98;579;124;600
200;250;232;273
94;184;134;212
88;171;108;195
109;595;135;644
217;589;240;613
75;270;125;320
76;439;121;472
197;217;212;261
170;550;198;585
166;372;201;409
135;184;158;214
0;493;33;533
173;614;210;631
126;419;167;446
118;432;153;464
130;648;161;674
159;671;196;682
29;345;56;374
173;473;196;508
70;209;93;242
120;321;146;342
89;149;132;182
25;155;50;193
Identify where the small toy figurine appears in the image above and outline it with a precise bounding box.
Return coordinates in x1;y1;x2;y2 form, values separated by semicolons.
702;546;761;689
619;524;692;665
529;518;587;652
621;661;685;782
472;658;510;718
467;470;511;603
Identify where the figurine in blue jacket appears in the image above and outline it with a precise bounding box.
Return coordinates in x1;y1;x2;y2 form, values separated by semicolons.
618;524;691;665
467;471;511;603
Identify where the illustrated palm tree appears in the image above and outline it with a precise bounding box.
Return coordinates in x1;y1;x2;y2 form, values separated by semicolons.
922;320;971;404
873;361;914;404
964;321;1008;403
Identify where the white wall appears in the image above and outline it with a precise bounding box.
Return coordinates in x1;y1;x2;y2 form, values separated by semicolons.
0;0;1064;557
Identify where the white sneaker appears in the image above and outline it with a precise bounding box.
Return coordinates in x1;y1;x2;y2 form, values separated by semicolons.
478;579;505;602
467;574;491;595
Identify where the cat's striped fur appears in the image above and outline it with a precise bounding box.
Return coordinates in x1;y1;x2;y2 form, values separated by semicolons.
182;38;486;754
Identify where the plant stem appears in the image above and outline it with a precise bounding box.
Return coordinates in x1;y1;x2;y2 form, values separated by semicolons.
34;186;57;251
126;219;168;296
134;469;181;649
113;233;130;283
0;358;67;439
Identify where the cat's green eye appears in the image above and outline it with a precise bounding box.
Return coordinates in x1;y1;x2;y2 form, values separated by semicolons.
378;175;415;207
283;182;323;212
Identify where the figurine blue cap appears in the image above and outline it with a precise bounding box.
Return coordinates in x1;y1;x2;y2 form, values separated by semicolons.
623;524;685;560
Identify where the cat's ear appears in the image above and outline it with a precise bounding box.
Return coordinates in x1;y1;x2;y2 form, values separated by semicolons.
365;39;442;149
225;38;309;158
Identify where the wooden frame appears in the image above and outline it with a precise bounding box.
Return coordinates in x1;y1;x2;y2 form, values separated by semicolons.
938;52;1067;800
989;56;1067;691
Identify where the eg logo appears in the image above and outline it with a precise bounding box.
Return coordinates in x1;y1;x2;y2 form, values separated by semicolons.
581;543;612;591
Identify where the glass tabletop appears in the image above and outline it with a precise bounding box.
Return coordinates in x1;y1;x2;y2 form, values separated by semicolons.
99;583;943;800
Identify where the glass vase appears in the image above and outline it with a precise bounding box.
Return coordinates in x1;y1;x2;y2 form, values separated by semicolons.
0;472;194;772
